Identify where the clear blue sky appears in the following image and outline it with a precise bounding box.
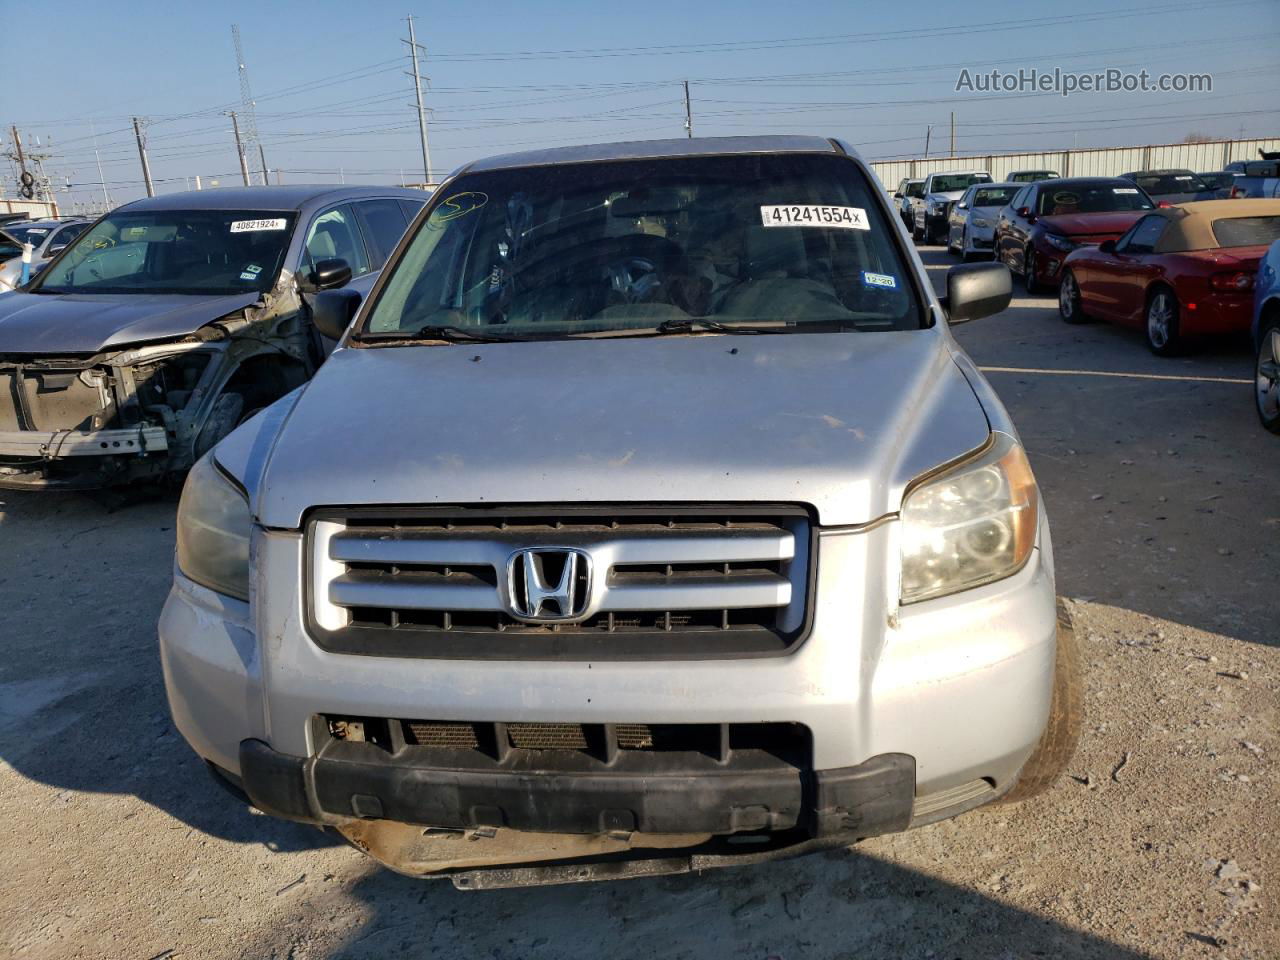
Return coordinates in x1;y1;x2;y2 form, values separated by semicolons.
3;0;1277;207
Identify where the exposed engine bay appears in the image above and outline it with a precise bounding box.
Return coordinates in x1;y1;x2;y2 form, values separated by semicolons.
0;297;317;490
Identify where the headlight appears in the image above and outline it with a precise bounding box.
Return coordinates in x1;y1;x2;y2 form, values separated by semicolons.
1043;233;1077;252
927;201;944;213
971;218;991;228
176;455;251;601
900;434;1038;604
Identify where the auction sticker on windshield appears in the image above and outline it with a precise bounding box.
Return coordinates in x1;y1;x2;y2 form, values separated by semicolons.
1113;188;1140;195
230;218;287;233
760;205;869;230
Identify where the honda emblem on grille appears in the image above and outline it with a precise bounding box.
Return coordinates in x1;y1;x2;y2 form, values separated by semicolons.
506;548;592;622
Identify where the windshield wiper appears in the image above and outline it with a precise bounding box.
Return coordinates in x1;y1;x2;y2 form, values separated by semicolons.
652;317;809;336
359;324;538;344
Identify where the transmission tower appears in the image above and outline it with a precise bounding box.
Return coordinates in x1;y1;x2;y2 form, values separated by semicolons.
231;25;268;184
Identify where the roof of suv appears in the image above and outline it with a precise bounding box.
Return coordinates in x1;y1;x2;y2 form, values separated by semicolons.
119;185;426;213
464;135;841;174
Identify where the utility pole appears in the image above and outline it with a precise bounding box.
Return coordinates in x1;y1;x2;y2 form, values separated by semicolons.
90;121;111;207
683;80;693;138
924;125;933;159
8;126;39;201
231;25;267;184
10;126;29;185
404;14;433;185
132;117;154;198
949;112;956;155
229;111;251;187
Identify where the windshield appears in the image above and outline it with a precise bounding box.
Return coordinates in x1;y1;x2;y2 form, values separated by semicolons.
5;224;52;247
905;181;925;198
1009;171;1056;183
928;173;990;194
972;187;1018;208
1211;216;1280;248
360;153;923;340
1131;172;1209;195
1198;173;1236;191
34;209;296;295
1036;182;1155;216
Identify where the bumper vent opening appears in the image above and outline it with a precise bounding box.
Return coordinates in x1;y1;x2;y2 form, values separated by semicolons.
324;716;810;767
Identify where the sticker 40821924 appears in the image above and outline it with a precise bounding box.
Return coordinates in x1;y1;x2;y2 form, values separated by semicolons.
229;218;287;233
759;205;869;230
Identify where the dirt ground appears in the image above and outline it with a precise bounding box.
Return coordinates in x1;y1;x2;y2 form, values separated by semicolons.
1;246;1277;959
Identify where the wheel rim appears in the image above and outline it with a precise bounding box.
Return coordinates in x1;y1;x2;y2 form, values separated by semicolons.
1258;328;1280;420
1059;274;1075;317
1147;294;1172;348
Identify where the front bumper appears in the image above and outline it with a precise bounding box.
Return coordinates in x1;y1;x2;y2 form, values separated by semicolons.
160;518;1057;848
238;738;918;839
0;426;170;489
0;425;167;458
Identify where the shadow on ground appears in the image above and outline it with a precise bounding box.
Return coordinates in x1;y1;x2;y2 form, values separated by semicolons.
316;844;1157;960
0;489;337;853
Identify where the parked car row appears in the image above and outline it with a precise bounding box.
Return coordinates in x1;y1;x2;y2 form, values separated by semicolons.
898;160;1280;433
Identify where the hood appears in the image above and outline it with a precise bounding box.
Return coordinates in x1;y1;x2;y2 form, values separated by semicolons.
237;331;992;529
0;290;261;355
927;191;967;204
970;205;1005;218
1039;210;1146;239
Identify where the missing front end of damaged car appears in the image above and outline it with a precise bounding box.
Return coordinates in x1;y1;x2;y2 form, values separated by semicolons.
0;308;311;491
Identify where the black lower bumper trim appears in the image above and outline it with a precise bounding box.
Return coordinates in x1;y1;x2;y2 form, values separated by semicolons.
239;739;916;841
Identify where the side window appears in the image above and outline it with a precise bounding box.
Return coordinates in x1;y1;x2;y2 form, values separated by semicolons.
302;205;370;277
354;199;410;267
1118;216;1166;254
398;198;425;224
51;224;87;249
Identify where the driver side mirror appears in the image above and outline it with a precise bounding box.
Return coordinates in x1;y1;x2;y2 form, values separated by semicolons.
944;262;1012;324
892;191;903;199
301;257;352;292
308;288;362;341
1099;239;1117;254
1017;207;1036;223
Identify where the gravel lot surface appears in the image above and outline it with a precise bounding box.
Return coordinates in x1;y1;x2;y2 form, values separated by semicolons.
1;246;1276;959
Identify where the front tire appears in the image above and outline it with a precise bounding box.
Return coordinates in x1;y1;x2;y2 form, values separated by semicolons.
1058;270;1089;324
1256;318;1280;434
997;599;1082;804
1145;288;1182;356
1023;247;1044;295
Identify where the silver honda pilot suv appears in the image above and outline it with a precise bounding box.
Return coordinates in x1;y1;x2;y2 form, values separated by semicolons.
160;135;1080;889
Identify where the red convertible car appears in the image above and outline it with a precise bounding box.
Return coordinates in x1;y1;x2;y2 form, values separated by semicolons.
1057;199;1280;355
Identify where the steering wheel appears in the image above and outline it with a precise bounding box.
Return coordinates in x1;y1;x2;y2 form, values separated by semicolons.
598;234;695;309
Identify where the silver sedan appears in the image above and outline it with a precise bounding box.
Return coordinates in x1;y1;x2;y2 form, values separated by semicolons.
947;183;1019;261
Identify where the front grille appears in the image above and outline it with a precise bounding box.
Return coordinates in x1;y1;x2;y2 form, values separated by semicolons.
308;505;812;659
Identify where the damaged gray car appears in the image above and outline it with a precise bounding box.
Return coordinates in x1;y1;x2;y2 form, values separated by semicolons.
0;185;424;490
